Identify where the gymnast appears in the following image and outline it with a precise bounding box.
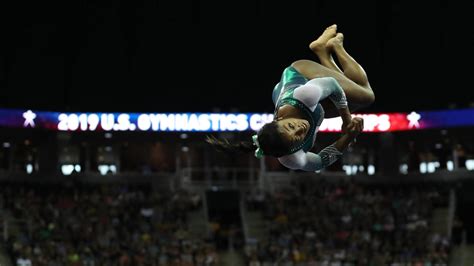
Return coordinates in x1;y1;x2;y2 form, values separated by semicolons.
207;24;375;171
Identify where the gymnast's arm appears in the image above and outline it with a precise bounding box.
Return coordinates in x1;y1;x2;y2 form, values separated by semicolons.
308;77;352;129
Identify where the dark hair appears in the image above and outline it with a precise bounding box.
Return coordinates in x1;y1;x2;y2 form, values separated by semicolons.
206;121;292;157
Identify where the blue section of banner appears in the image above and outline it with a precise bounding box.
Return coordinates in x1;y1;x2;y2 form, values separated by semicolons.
419;109;474;128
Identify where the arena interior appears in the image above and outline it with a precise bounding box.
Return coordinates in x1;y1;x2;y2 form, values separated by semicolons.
1;0;474;265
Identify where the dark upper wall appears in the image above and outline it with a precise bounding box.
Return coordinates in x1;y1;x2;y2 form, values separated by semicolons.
1;0;472;113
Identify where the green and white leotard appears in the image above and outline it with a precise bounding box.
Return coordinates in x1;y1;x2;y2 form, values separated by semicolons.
272;66;348;171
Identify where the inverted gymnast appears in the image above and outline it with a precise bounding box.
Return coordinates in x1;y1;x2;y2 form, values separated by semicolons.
207;25;375;171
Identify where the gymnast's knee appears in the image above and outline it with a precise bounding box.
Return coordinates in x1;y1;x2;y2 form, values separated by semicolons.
363;90;375;107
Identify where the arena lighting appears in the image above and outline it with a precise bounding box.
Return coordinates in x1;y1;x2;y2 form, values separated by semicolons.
0;108;474;132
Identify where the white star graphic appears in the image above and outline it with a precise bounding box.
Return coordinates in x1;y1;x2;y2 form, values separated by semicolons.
23;110;37;127
407;111;421;128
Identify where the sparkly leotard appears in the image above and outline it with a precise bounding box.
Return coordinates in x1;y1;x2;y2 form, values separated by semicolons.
272;66;348;171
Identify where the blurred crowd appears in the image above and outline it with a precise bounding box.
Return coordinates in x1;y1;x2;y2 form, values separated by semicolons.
0;176;460;266
0;184;219;266
244;180;451;266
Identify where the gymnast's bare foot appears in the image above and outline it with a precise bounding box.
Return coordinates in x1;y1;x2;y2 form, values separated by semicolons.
326;32;344;52
309;24;337;54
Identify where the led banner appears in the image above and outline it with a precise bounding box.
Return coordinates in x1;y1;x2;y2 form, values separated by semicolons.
0;108;473;132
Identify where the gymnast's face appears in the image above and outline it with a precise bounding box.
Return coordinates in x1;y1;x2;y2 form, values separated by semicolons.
275;118;310;144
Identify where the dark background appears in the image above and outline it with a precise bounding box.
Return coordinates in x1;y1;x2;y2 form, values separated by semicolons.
1;0;473;113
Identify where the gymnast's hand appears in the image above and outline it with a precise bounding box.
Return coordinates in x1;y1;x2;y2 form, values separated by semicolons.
345;117;364;138
340;110;353;134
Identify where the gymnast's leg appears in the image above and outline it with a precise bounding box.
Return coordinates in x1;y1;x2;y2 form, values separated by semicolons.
299;26;375;117
309;24;343;75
